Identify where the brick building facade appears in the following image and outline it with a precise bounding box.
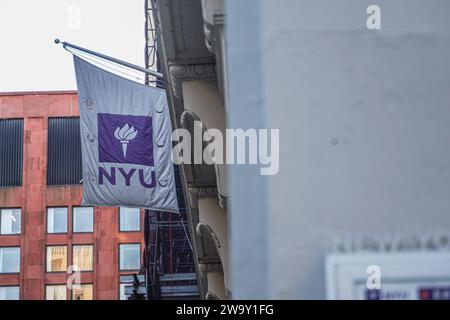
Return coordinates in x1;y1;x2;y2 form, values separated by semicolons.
0;91;144;300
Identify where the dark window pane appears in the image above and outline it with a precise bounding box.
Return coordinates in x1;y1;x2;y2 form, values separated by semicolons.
0;119;23;187
47;117;82;185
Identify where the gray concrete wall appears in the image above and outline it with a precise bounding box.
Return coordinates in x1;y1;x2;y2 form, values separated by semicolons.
227;0;450;299
227;0;271;299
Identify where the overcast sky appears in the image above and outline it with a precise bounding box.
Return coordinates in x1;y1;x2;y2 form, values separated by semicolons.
0;0;145;92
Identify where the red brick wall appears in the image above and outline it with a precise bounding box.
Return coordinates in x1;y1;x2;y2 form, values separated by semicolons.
0;92;145;300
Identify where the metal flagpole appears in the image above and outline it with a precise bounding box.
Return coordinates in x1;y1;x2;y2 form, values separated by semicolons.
54;38;164;79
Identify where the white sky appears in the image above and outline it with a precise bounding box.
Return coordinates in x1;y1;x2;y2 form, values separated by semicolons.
0;0;146;92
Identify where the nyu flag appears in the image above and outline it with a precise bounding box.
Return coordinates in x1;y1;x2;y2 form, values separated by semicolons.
73;56;178;212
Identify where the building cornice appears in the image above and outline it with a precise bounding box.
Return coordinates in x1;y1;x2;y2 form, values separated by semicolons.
168;63;217;100
187;185;218;210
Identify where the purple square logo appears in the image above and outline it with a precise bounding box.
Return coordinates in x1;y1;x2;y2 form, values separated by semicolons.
98;113;154;166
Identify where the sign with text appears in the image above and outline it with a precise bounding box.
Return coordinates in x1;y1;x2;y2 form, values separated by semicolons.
326;251;450;300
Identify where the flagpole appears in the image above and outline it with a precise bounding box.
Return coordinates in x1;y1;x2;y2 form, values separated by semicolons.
54;38;164;79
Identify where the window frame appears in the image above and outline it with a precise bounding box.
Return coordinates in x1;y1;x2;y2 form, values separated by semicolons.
45;284;67;300
0;208;22;236
118;243;141;272
0;285;20;300
46;207;68;234
71;283;94;300
0;246;21;274
45;245;68;273
119;207;141;232
72;244;94;272
72;206;94;234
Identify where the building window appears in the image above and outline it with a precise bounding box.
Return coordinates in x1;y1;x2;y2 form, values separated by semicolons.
47;117;82;186
0;208;21;235
73;207;94;233
119;207;140;232
47;207;67;233
119;244;141;271
0;247;20;273
72;245;93;271
0;119;23;187
0;286;19;300
46;246;67;272
46;285;67;300
119;283;127;300
72;284;93;300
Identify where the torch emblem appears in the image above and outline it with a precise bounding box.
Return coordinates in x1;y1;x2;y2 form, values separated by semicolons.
114;123;138;158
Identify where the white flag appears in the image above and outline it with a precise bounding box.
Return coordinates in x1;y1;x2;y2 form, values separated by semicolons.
73;56;178;213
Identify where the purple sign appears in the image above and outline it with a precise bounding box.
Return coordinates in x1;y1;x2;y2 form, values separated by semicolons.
98;113;154;166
